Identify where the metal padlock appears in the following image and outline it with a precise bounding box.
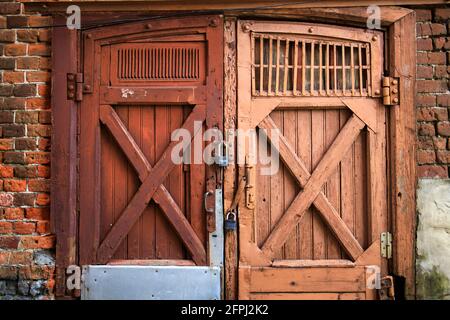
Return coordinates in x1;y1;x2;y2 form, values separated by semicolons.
215;141;229;167
224;210;237;231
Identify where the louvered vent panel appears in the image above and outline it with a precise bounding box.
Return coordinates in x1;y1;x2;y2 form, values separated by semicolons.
252;33;371;97
110;43;205;84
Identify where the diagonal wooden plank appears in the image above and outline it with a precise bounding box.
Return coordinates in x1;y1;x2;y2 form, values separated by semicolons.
97;104;207;264
99;105;206;265
259;116;364;260
261;114;365;259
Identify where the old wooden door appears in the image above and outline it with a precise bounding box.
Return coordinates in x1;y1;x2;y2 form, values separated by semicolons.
78;16;223;298
237;20;388;300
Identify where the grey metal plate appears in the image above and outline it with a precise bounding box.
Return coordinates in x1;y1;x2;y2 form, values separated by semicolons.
81;265;221;300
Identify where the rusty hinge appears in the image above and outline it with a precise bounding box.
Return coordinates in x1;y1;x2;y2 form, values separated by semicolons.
382;76;399;106
378;275;395;300
67;73;83;101
381;231;392;259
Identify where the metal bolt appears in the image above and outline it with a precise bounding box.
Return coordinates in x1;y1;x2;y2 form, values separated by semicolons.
372;35;378;41
68;84;74;90
209;19;218;27
392;79;398;85
308;27;314;33
84;84;91;91
146;23;152;29
86;34;92;39
393;98;399;103
392;88;398;94
374;89;380;95
68;93;74;98
67;74;74;81
242;23;251;33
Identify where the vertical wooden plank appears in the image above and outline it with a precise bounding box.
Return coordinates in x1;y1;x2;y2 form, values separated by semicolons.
358;44;363;96
251;35;256;96
281;110;299;259
319;43;323;94
297;110;313;259
389;12;416;299
293;40;298;95
333;44;337;95
301;40;306;95
51;21;78;296
310;42;315;95
275;37;280;95
324;110;342;259
260;34;264;94
325;43;330;96
283;39;289;94
268;36;273;95
311;110;326;259
350;44;355;96
353;127;367;250
342;44;346;96
141;106;156;258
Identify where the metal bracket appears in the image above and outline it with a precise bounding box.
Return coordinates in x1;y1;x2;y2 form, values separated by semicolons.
378;275;395;300
382;76;399;106
245;156;255;210
67;73;83;101
381;232;392;259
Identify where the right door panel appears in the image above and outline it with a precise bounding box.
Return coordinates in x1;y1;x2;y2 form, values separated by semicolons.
237;20;388;300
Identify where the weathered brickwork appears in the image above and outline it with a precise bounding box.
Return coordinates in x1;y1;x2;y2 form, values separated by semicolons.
415;6;450;178
0;0;54;300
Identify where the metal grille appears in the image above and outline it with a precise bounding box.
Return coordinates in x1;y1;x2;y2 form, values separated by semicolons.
252;33;371;97
117;46;201;81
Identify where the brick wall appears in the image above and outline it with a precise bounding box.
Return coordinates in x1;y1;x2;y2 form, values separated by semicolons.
415;6;450;178
0;1;54;300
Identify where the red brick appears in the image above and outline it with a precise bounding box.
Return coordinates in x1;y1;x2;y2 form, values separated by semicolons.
0;30;16;43
437;150;450;164
25;152;50;164
35;193;49;206
38;30;51;42
433;136;448;150
28;179;49;192
0;266;18;280
0;193;14;207
16;30;38;43
0;3;21;14
15;138;37;150
417;165;448;179
37;85;50;97
2;124;25;137
3;97;26;110
27;124;51;137
3;151;25;164
417;80;448;93
0;221;13;234
15;111;39;124
430;23;447;35
18;265;54;280
0;236;19;249
417;38;433;51
437;121;450;136
0;139;14;151
36;221;50;234
13;193;35;207
28;44;50;56
433;37;449;50
417;136;433;149
0;57;15;70
4;43;27;56
13;84;37;97
417;149;436;164
4;208;24;220
38;138;50;151
3;179;27;192
25;207;49;220
8;251;33;265
417;65;433;79
3;71;24;84
417;23;432;36
428;52;446;65
26;71;50;83
19;235;55;250
28;16;52;28
25;98;49;110
418;122;436;136
0;16;5;29
14;221;36;234
14;165;37;178
16;57;40;70
435;8;450;21
0;165;14;178
37;165;49;178
437;95;450;106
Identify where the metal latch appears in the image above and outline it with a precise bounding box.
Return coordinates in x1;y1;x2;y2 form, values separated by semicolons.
382;76;399;106
381;232;392;259
215;141;229;167
67;73;83;101
245;156;255;210
378;275;395;300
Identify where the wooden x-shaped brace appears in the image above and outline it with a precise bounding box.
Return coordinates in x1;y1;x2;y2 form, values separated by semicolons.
258;114;366;261
96;104;207;265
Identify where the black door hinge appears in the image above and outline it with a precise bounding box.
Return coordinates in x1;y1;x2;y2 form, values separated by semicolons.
67;73;83;101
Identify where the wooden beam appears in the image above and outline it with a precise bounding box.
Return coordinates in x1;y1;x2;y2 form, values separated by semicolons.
388;11;417;300
51;17;78;298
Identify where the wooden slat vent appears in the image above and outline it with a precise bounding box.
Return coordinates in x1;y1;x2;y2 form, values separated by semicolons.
252;33;371;97
115;44;203;82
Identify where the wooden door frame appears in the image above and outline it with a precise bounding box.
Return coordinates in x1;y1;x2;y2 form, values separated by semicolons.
51;6;416;299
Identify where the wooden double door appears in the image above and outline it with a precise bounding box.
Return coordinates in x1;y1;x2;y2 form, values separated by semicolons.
78;16;390;299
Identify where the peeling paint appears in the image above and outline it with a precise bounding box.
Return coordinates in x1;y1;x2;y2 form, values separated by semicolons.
121;88;134;98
